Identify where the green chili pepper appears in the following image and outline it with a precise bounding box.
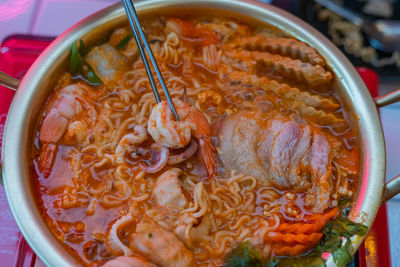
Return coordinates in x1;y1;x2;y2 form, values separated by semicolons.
69;41;81;74
79;39;90;56
86;68;102;86
116;33;133;49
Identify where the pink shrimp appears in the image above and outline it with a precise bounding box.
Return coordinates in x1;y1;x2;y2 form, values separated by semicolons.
148;99;216;177
38;83;96;177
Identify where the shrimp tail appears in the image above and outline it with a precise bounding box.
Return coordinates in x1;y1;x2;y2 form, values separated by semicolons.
199;138;217;177
188;106;217;177
38;143;57;178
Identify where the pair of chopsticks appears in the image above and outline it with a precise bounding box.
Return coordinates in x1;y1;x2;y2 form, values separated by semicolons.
122;0;180;121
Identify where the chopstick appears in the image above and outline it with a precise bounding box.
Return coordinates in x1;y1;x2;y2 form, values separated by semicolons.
122;0;180;121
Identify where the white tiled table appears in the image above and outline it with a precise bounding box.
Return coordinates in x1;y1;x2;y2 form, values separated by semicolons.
0;0;399;266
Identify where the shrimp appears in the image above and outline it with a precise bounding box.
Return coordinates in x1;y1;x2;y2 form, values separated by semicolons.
148;99;216;177
38;83;96;177
39;83;96;143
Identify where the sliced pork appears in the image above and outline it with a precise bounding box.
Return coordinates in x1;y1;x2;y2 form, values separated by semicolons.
219;113;333;212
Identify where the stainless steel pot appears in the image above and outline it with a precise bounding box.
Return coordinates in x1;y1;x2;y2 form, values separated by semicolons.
1;0;400;266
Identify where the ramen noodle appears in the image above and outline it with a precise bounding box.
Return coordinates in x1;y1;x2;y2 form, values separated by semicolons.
31;15;364;266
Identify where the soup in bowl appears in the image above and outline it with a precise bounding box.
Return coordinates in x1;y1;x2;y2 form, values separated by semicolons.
30;11;367;267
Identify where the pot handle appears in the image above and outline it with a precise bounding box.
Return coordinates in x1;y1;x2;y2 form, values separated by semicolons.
374;89;400;202
0;71;20;91
0;71;20;185
383;175;400;202
374;89;400;108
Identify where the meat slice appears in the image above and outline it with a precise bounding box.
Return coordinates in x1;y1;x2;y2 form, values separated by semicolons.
219;113;334;211
145;168;188;232
227;35;325;66
256;119;311;190
226;71;339;111
309;133;332;213
289;126;312;189
152;168;187;211
130;218;195;267
227;50;332;87
220;114;309;189
219;113;334;191
219;114;271;186
269;121;302;188
257;119;286;166
223;71;345;128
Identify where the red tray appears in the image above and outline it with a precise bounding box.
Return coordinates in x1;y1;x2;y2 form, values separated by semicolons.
0;35;391;267
0;35;51;267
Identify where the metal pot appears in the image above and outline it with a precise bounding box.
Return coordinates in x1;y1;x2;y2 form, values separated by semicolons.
1;0;400;266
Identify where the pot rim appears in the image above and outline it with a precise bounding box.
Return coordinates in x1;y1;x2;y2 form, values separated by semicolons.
1;0;385;266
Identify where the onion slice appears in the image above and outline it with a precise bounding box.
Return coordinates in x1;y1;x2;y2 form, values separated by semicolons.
140;145;169;173
168;140;198;165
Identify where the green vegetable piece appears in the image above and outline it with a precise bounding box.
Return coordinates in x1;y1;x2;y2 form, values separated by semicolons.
334;218;366;239
79;39;90;56
270;251;325;267
316;216;368;267
69;39;101;86
116;33;133;49
86;69;102;86
224;242;263;267
332;240;352;267
69;41;81;75
318;216;367;252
